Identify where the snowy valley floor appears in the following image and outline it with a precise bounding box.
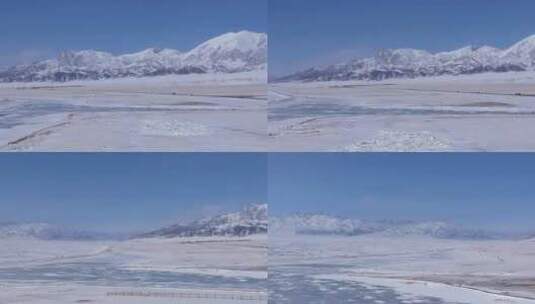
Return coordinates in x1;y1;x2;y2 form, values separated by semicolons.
0;71;266;151
269;234;535;304
269;71;535;151
0;235;267;304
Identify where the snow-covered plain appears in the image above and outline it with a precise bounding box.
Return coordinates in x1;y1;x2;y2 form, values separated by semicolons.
0;71;266;151
269;71;535;151
269;233;535;304
0;235;267;303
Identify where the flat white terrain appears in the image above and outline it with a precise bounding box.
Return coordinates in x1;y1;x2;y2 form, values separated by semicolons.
0;71;266;151
270;234;535;304
0;235;267;303
269;71;535;151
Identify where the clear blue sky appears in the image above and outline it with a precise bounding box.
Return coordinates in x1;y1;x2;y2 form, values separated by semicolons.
0;154;266;233
269;0;535;77
269;154;535;233
0;0;266;68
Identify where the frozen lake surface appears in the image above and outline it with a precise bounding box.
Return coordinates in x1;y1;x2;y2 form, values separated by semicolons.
0;71;267;151
269;234;535;304
269;97;535;121
269;72;535;151
0;262;265;290
269;265;457;304
0;236;267;303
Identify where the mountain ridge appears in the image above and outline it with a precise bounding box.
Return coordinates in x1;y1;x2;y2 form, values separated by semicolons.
137;203;268;238
278;34;535;82
0;222;119;240
270;214;524;240
0;31;267;82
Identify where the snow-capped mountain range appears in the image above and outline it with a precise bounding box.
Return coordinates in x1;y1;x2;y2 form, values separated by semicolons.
270;214;381;236
138;204;268;238
279;34;535;82
0;222;115;240
270;214;518;240
0;31;267;82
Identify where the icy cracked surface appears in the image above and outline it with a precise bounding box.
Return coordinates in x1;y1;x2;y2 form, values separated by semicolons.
269;267;457;304
0;236;267;303
0;262;265;290
269;234;535;304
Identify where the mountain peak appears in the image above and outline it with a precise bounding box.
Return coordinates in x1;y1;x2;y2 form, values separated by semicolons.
517;34;535;44
191;31;266;50
502;34;535;60
206;30;265;43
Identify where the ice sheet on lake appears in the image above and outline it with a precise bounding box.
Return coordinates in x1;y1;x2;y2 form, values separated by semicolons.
0;71;266;151
0;235;267;303
269;234;535;304
269;71;535;151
